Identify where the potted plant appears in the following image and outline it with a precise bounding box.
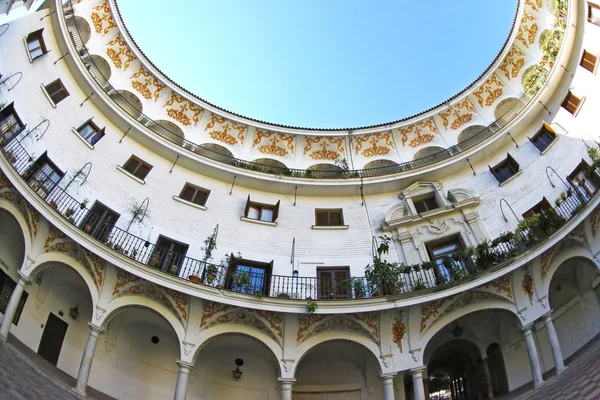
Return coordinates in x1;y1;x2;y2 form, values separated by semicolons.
234;271;250;288
6;151;16;164
253;289;263;298
169;264;179;274
65;208;75;217
113;244;124;253
80;199;89;210
189;275;201;283
412;279;427;291
148;252;161;267
350;278;365;299
49;200;58;209
305;299;318;313
205;265;218;284
22;169;31;179
364;236;403;296
84;224;93;233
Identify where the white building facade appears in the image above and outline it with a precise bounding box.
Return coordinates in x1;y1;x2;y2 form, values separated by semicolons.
0;0;599;399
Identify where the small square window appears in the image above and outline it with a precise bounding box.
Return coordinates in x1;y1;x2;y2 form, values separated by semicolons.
122;156;152;180
490;154;520;184
561;91;582;115
413;193;439;214
26;29;47;60
530;123;556;153
0;103;25;145
581;50;598;73
76;120;105;146
244;195;279;222
179;183;210;206
589;3;600;25
315;209;344;226
44;79;69;105
568;160;598;200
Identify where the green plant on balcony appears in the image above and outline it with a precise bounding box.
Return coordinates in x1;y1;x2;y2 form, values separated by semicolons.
234;271;251;288
202;233;217;262
412;279;427;291
365;236;404;296
305;299;318;313
205;264;218;284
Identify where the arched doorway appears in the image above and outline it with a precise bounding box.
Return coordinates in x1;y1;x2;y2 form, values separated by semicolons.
191;333;281;400
486;343;509;395
547;257;600;359
294;340;383;399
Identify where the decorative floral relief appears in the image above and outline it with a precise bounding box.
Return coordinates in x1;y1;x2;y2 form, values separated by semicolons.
253;130;295;157
397;119;438;148
25;203;39;238
473;74;504;107
106;34;136;70
516;12;539;48
521;267;534;305
439;99;475;131
204;114;246;145
303;137;345;160
297;314;326;342
392;311;407;352
130;66;166;102
526;0;543;11
163;93;203;127
354;132;394;157
297;314;379;344
203;310;281;343
91;1;116;36
564;223;587;248
540;245;559;279
43;225;66;250
479;276;512;299
352;313;379;338
499;46;526;79
420;299;445;332
590;205;600;237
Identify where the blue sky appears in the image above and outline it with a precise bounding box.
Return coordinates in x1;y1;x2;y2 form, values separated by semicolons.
118;0;518;129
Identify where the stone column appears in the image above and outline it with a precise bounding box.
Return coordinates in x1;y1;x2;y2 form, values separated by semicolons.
72;324;104;396
522;324;544;387
542;312;566;374
278;378;295;400
481;358;494;399
381;374;396;400
0;274;29;341
173;361;194;400
411;367;427;400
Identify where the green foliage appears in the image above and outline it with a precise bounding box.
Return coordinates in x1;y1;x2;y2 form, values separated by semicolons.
364;236;404;295
234;271;250;288
305;300;318;313
202;232;217;261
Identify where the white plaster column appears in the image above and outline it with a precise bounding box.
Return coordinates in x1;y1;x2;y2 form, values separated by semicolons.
381;374;396;400
278;378;295;400
73;323;104;396
411;367;427;400
174;361;194;400
522;324;544;387
482;358;494;400
542;312;566;374
0;274;29;341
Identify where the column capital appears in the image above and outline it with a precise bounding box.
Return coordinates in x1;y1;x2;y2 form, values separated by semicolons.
277;377;296;384
410;366;427;374
380;373;397;380
176;360;194;370
397;231;414;243
541;310;554;322
521;323;535;333
16;272;31;285
87;323;104;334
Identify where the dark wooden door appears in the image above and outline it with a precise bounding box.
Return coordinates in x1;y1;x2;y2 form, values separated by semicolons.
317;268;350;299
37;313;68;366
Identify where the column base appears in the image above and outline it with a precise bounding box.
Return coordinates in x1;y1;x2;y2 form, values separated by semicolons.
556;366;567;375
70;387;87;398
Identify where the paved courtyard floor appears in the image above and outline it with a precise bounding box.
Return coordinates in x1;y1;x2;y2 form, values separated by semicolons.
0;333;598;399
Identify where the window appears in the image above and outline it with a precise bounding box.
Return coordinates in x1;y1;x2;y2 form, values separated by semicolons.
179;183;210;207
26;29;47;60
569;161;597;200
225;255;273;296
0;269;28;326
122;156;152;180
244;196;280;223
426;236;464;284
490;154;520;184
151;236;189;275
561;91;583;115
413;193;439;214
315;209;344;226
25;153;64;199
529;122;556;152
581;50;598;73
522;198;554;219
80;202;120;242
317;267;350;299
76;120;105;146
0;103;25;146
589;2;600;25
44;79;69;105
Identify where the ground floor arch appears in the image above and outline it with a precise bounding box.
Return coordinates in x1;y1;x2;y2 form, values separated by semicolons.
0;206;27;274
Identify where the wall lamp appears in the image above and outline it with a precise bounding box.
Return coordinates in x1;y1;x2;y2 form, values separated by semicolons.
232;358;244;380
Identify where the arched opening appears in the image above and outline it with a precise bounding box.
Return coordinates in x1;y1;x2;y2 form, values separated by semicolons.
494;98;518;120
420;308;525;398
547;257;600;359
191;333;280;399
93;307;181;399
521;65;548;90
197;143;235;163
155;119;185;146
364;159;398;170
74;16;91;45
413;146;445;161
88;54;112;80
457;125;486;144
0;208;26;274
307;163;344;172
486;343;509;394
253;158;287;171
294;340;383;399
114;90;143;120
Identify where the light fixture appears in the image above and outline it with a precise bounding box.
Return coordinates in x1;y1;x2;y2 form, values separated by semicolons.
232;358;244;380
292;270;299;278
69;303;80;320
452;325;464;338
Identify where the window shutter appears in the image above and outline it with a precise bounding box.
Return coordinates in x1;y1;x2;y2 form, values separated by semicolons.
489;165;500;182
26;29;44;42
244;195;251;218
316;211;328;226
273;200;280;222
330;210;343;226
542;122;556;135
581;50;597;72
